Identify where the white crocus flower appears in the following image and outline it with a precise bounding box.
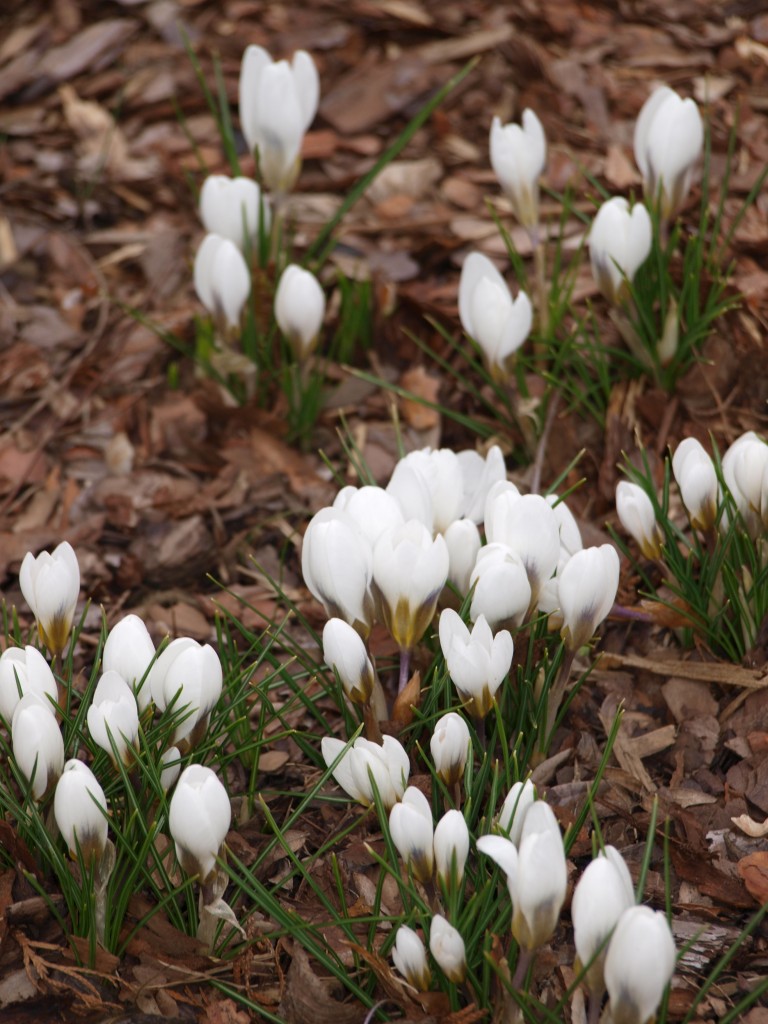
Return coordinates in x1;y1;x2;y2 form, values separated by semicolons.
194;233;251;331
19;541;80;657
332;485;405;551
439;609;513;719
557;544;620;651
102;614;156;712
589;197;652;306
443;518;482;596
169;764;231;884
389;786;434;882
604;905;676;1024
199;174;268;252
54;759;109;865
429;914;466;983
0;646;58;725
485;492;560;606
616;481;662;560
457;444;507;523
238;45;319;193
274;264;326;360
391;925;431;991
469;544;531;631
489;109;547;230
372;520;449;652
572;847;635;997
634;85;703;221
497;778;537;846
87;670;140;766
458;252;533;380
671;438;718;532
302;507;375;637
389;448;465;535
322;618;374;706
434;809;470;888
11;693;64;801
321;735;409;811
430;712;471;787
148;638;222;750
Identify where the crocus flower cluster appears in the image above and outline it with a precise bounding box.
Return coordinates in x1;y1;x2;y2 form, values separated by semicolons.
2;542;231;942
193;45;325;353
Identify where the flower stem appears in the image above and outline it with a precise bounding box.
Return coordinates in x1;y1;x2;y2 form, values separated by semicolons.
397;648;411;695
543;648;576;748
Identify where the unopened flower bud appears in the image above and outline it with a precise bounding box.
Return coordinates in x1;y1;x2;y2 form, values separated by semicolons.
434;809;469;889
275;264;326;360
322;618;374;705
169;764;231;884
19;541;80;657
616;481;662;560
604;905;676;1024
489;110;546;230
430;712;471;787
429;914;466;983
54;759;109;866
389;787;434;882
391;925;431;991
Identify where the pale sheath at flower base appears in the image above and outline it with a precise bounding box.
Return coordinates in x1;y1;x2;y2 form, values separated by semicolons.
238;45;319;193
389;786;434;883
54;759;109;866
12;693;64;802
199;174;269;252
194;233;251;333
458;252;533;381
19;541;80;657
274;263;326;360
169;764;231;885
429;914;466;983
616;481;662;560
0;645;57;725
439;609;513;720
604;905;676;1024
489;109;547;230
634;85;703;221
321;735;409;811
589;197;652;306
391;925;431;991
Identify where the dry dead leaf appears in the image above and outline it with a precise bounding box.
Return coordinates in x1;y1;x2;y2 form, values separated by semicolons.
731;813;768;838
737;851;768;904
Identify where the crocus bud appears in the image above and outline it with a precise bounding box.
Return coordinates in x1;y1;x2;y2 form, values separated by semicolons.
615;481;662;560
238;45;319;193
386;460;435;533
193;233;251;332
657;296;679;366
469;544;532;631
604;905;676;1024
54;759;109;865
372;520;449;652
0;645;57;725
389;786;434;883
321;735;409;811
160;746;181;792
12;694;64;801
169;764;231;884
199;174;268;252
479;800;567;951
672;438;718;531
390;448;465;535
589;197;652;306
443;519;481;596
439;609;513;719
725;432;768;529
429;914;466;983
148;638;223;749
302;507;375;637
458;252;533;380
489;110;546;230
19;541;80;657
392;925;431;991
274;264;326;360
572;847;635;996
434;809;469;888
634;85;703;221
485;493;560;606
87;670;140;766
557;544;620;651
102;614;156;712
457;444;507;524
430;712;471;787
497;778;536;846
322;618;374;705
